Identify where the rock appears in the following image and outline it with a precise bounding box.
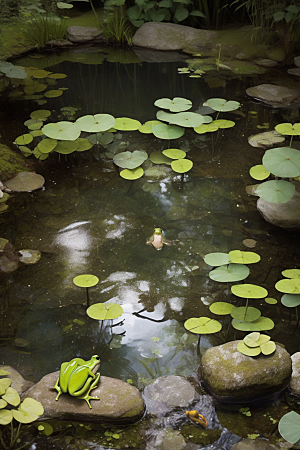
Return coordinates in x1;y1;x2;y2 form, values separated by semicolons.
133;22;218;51
133;47;187;63
25;371;145;424
257;191;300;230
246;84;300;107
45;40;73;48
0;365;33;394
290;352;300;396
255;59;279;67
143;375;198;414
287;67;300;77
232;438;280;450
294;56;300;67
147;429;186;450
0;144;29;181
67;26;103;44
200;341;292;402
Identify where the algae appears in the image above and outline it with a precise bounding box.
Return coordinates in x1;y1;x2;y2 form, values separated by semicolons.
0;144;29;181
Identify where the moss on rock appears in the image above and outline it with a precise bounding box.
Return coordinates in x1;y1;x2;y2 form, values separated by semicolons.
0;144;29;181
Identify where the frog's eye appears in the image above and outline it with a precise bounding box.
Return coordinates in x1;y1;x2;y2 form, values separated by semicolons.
92;355;100;361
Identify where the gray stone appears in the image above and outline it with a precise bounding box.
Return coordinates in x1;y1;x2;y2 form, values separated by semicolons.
287;67;300;77
294;56;300;67
0;365;33;394
67;26;103;43
143;375;198;414
45;40;73;48
246;84;300;107
133;22;218;51
25;371;144;423
133;47;187;63
257;191;300;230
147;429;186;450
290;352;300;396
200;341;292;402
255;59;279;67
232;438;280;450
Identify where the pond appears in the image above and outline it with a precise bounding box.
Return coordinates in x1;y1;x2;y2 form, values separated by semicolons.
0;45;300;449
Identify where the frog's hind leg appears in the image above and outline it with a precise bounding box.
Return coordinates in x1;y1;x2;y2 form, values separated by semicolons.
78;373;100;409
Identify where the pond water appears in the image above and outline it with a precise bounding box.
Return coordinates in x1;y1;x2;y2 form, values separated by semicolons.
1;46;300;448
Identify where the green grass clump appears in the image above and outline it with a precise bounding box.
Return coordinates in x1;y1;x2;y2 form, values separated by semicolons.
24;15;68;49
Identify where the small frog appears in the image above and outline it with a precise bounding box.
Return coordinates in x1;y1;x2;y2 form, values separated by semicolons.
53;355;100;409
147;228;171;250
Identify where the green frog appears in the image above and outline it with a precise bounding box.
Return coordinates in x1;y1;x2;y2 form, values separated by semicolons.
53;355;100;409
147;228;171;250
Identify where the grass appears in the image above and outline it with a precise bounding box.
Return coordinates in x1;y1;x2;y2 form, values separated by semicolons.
101;7;135;46
23;15;69;50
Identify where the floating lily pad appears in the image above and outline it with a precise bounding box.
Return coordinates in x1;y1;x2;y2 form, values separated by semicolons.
150;151;172;165
2;387;20;406
4;172;45;192
19;249;41;264
231;284;268;299
0;399;7;409
275;123;300;136
229;250;261;264
73;274;99;288
265;297;277;304
48;73;67;79
231;306;261;322
209;302;235;315
232;316;274;331
152;123;185;140
276;277;300;294
209;263;249;282
184;316;222;334
203;98;240;112
113;150;148;169
162;148;186;159
237;341;261;356
76;114;116;133
279;411;300;445
15;134;33;145
157;110;204;128
281;294;300;307
42;121;81;141
0;378;11;395
212;119;235;129
87;302;123;320
138;120;161;134
154;97;192;112
114;117;141;131
249;165;270;180
31;69;52;79
282;269;300;278
37;138;57;153
30;130;44;137
54;141;79;154
44;89;63;98
194;123;219;134
244;332;270;347
256;180;295;203
248;131;285;148
120;167;144;180
171;159;193;173
262;147;300;178
75;138;94;152
204;252;230;266
0;410;13;425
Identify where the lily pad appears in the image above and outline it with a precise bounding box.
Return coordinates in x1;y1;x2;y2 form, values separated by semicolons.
73;274;99;288
0;378;11;395
152;123;185;140
154;97;192;112
19;398;44;417
265;297;277;304
229;250;261;264
231;306;261;322
194;123;219;134
0;399;7;409
42;121;81;141
75;138;94;152
231;284;268;299
76;114;116;133
256;180;295;203
248;131;285;148
204;252;230;266
18;249;41;264
37;138;57;153
44;89;63;98
120;167;144;180
54;141;79;154
0;410;13;425
262;147;300;178
114;117;141;131
2;387;20;406
4;172;45;192
209;263;249;282
249;165;270;180
113;150;148;169
279;411;300;445
139;120;161;134
184;316;222;334
232;316;274;331
281;294;300;307
276;278;300;294
244;332;270;347
261;341;276;355
237;341;261;357
209;302;235;315
162;149;186;159
87;302;123;320
211;119;235;129
15;134;33;145
157;110;204;128
150;151;172;165
275;123;300;136
171;159;193;173
203;98;240;112
282;269;300;278
31;69;52;79
48;73;67;79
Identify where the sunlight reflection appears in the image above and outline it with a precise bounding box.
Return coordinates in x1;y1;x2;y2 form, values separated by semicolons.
55;221;92;268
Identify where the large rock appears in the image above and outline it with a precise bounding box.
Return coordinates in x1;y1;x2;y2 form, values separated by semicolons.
0;365;33;394
232;438;280;450
200;341;292;402
133;22;218;51
25;371;144;424
246;84;300;107
67;26;103;44
257;191;300;230
290;352;300;396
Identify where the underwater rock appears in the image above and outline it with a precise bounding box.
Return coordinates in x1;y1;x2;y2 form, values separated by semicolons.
0;365;34;394
132;23;218;51
67;26;103;44
257;191;300;230
133;47;187;63
200;341;292;402
287;67;300;77
294;56;300;67
147;429;186;450
254;59;279;67
143;375;198;414
290;352;300;397
232;437;280;450
246;84;300;107
24;372;145;424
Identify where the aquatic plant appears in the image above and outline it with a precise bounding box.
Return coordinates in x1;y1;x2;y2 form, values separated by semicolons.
101;7;135;45
23;14;68;49
237;332;276;356
0;239;41;273
87;302;124;321
73;274;99;307
276;269;300;329
278;411;300;445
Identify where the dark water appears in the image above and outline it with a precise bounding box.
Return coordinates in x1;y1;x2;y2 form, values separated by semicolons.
1;46;300;448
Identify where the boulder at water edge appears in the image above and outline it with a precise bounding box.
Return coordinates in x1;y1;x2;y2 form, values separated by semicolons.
257;191;300;230
0;365;33;394
200;341;292;402
67;26;103;43
246;84;300;107
24;371;145;424
290;352;300;397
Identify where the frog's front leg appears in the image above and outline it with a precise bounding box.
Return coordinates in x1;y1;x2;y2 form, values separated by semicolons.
78;373;100;409
53;377;62;400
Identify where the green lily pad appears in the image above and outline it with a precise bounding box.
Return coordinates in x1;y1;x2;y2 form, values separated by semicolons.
19;398;44;417
229;250;261;264
204;252;230;266
0;399;7;409
4;172;45;192
31;69;52;79
194;123;219;134
0;410;13;425
152;123;185;140
256;180;295;203
44;89;63;98
279;411;300;445
203;98;240;112
0;378;11;395
211;119;235;129
37;138;57;153
244;332;270;347
249;165;270;180
120;167;144;180
30;130;44;137
75;138;94;152
281;294;300;307
15;133;33;145
139;120;161;134
18;249;41;264
231;306;261;322
162;149;186;159
76;114;116;133
265;297;277;304
209;302;236;315
275;123;300;136
114;117;141;131
231;284;268;299
157;110;204;128
171;159;193;173
48;73;67;79
54;141;79;154
184;316;222;334
232;316;274;331
262;147;300;178
282;269;300;278
113;150;148;169
73;274;99;288
42;121;81;141
248;131;285;148
275;278;300;294
209;263;250;282
87;302;123;320
149;151;172;165
2;387;20;406
260;340;276;355
154;97;192;112
237;341;261;356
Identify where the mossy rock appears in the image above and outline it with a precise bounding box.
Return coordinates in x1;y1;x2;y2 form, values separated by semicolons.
0;144;29;181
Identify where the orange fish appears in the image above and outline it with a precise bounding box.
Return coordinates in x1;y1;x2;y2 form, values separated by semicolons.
186;410;208;427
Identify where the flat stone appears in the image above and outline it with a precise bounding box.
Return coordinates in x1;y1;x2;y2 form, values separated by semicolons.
25;371;145;424
257;191;300;230
133;22;218;51
0;365;33;394
147;429;186;450
290;352;300;396
288;67;300;76
67;26;103;43
143;375;198;414
45;40;73;48
133;47;187;63
255;59;279;67
294;56;300;67
246;84;300;107
200;341;292;402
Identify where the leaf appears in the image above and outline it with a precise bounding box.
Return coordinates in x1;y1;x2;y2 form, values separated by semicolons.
19;398;44;416
232;316;274;331
0;369;10;376
171;159;193;173
31;69;52;78
87;303;123;320
120;167;144;180
19;249;41;264
248;131;285;148
256;180;295;203
157;110;204;128
139;120;161;134
154;97;192;112
231;306;261;322
204;252;230;266
54;141;79;154
149;151;172;165
37;138;57;153
75;138;94;152
0;410;13;425
162;148;186;159
42;121;81;141
275;123;300;136
0;399;7;409
114;117;142;131
229;250;261;264
193;123;219;134
73;274;99;288
44;89;64;98
209;263;250;282
4;172;45;192
276;278;300;294
260;341;276;355
279;411;300;444
282;269;300;278
174;5;189;21
15;133;33;145
113;150;148;169
184;316;222;334
231;284;268;299
0;378;11;395
209;302;236;315
262;147;300;178
249;165;270;180
48;73;67;79
203;98;240;112
237;341;261;356
152;123;184;140
211;119;235;129
76;114;116;133
244;332;262;347
281;294;300;307
13;408;38;424
265;297;277;304
2;387;20;406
